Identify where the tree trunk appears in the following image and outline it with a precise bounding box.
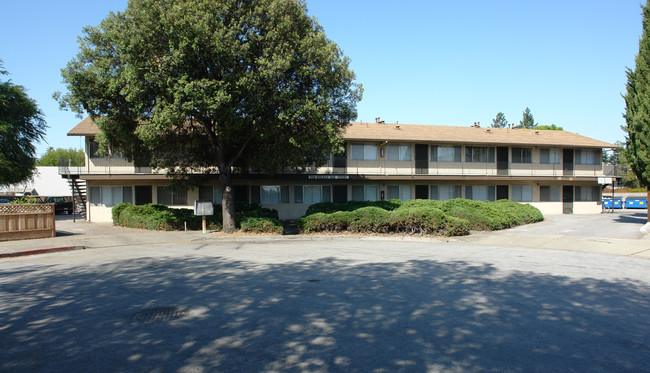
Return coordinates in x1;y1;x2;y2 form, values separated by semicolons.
220;168;236;233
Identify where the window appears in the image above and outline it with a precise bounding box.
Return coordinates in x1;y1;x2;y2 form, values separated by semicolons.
575;149;600;165
430;146;461;162
199;186;223;204
511;148;532;164
540;185;561;202
88;138;123;159
575;186;600;201
157;186;188;205
511;185;533;202
465;146;495;163
387;185;412;201
351;185;378;201
294;185;331;204
256;185;289;204
465;185;495;201
90;186;133;206
387;145;411;161
430;185;462;200
350;144;377;161
540;148;560;164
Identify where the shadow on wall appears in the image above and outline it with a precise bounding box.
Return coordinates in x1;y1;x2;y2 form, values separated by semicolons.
1;256;649;372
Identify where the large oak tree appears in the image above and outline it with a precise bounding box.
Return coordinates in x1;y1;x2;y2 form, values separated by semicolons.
57;0;362;232
624;1;650;222
0;60;47;186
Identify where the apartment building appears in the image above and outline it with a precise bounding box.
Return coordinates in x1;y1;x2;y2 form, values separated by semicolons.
66;118;615;222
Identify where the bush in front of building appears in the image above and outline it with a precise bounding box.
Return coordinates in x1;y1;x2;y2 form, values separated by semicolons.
305;200;402;215
240;217;284;234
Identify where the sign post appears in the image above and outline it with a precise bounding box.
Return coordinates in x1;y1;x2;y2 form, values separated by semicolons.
193;201;214;233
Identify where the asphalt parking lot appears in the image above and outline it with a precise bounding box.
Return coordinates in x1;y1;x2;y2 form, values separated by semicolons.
1;211;649;372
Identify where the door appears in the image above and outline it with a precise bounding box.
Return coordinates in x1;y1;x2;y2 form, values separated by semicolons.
496;185;509;200
497;147;509;175
415;144;428;175
333;185;347;203
563;149;574;176
415;185;428;199
134;186;152;205
563;185;574;214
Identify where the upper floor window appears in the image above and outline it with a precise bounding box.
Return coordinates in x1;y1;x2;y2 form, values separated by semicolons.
88;139;124;159
511;148;532;164
431;145;461;162
540;148;560;164
350;144;377;161
575;149;600;165
465;146;495;163
387;144;411;161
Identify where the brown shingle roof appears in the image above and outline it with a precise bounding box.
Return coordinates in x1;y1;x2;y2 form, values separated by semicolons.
344;122;616;148
68;117;616;148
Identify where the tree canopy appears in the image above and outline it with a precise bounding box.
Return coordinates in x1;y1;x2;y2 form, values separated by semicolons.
491;112;508;128
0;60;47;186
518;107;537;129
624;1;650;190
37;147;85;167
56;0;362;232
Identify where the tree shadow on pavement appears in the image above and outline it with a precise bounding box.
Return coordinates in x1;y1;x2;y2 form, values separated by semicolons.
1;256;649;372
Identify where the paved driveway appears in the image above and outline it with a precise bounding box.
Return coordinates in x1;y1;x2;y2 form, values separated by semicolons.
1;212;650;372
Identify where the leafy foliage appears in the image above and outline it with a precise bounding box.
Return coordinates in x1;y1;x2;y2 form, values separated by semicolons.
0;60;47;186
9;195;39;204
57;0;362;232
37;147;85;167
299;198;543;236
305;200;402;215
531;124;563;131
624;1;650;189
491;112;508;128
518;107;537;129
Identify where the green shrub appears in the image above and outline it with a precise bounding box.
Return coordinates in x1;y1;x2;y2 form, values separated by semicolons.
305;199;402;215
112;203;223;231
240;217;284;234
299;211;354;233
111;203;131;224
349;207;390;233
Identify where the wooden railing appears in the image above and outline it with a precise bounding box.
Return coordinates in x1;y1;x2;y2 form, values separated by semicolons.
0;204;56;242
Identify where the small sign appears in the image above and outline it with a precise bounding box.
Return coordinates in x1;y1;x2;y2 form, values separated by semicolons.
597;177;611;185
194;201;214;216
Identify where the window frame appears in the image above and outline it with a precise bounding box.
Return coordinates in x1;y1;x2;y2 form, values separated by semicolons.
386;144;412;162
430;145;462;162
511;147;532;164
465;146;495;163
350;143;378;161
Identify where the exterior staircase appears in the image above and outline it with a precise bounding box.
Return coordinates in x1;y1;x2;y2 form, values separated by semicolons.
68;178;87;218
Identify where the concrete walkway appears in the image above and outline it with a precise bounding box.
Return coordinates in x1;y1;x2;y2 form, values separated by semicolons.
1;210;649;259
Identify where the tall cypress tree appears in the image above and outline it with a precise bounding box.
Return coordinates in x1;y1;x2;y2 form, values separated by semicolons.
623;1;650;222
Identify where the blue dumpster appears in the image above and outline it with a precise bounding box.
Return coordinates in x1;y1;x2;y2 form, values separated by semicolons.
625;198;648;209
603;198;623;209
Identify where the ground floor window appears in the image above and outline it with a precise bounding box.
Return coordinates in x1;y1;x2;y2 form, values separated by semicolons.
251;185;290;204
199;186;223;204
294;185;331;204
540;185;561;202
511;185;533;202
575;186;600;201
387;185;411;201
465;185;495;202
156;186;188;205
351;185;378;201
89;186;133;207
430;185;462;200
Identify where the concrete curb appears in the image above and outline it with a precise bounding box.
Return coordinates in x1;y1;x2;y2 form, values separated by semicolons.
0;246;85;259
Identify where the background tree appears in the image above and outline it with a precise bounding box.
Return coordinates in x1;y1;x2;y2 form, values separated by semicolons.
0;60;47;186
624;0;650;221
56;0;362;232
37;147;85;167
530;124;563;131
518;107;537;129
491;112;508;128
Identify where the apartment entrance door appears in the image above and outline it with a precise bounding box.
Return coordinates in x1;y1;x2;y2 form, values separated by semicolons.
563;185;574;214
134;186;152;205
496;185;509;200
563;149;574;176
333;185;347;203
415;185;428;199
415;144;428;174
497;147;509;175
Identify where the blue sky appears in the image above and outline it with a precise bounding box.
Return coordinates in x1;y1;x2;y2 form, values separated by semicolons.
0;1;644;157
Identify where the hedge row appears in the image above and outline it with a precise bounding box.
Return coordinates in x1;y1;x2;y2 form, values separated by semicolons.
111;203;283;233
300;198;543;235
